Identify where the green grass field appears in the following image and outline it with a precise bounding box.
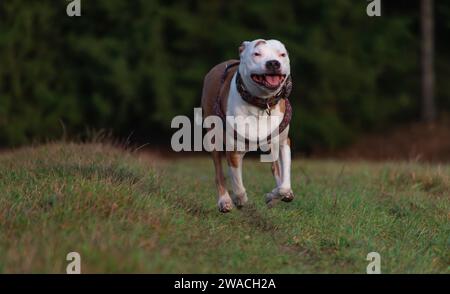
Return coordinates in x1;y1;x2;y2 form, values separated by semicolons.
0;143;448;273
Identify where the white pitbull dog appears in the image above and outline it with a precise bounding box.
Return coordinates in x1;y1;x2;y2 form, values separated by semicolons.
201;39;294;213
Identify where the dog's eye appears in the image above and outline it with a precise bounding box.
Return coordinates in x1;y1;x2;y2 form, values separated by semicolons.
280;53;287;57
253;52;261;57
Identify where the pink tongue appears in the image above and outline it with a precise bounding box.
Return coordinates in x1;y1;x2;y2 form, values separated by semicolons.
265;75;281;86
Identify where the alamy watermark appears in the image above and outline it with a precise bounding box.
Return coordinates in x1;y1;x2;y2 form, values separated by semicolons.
63;251;380;273
66;1;381;18
366;252;381;274
66;0;81;17
171;108;282;162
367;0;381;17
66;252;81;274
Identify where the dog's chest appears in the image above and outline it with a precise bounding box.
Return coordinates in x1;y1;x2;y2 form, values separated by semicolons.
226;76;284;142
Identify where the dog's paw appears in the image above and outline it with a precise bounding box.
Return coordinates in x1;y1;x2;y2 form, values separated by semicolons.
218;196;233;213
265;187;294;207
280;188;295;202
231;191;248;209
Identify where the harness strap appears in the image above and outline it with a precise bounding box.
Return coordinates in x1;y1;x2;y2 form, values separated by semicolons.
221;61;240;83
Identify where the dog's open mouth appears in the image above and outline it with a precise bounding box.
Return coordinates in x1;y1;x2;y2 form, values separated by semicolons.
251;74;286;90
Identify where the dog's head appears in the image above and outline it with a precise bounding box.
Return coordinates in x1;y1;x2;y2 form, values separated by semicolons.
238;39;290;98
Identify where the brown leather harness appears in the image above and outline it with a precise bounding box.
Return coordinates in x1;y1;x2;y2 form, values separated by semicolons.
213;61;293;144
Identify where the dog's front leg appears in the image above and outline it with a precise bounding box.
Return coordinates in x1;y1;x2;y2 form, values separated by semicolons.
266;138;294;206
211;150;233;213
226;151;248;208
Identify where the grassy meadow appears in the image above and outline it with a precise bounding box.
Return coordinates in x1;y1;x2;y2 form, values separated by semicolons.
0;143;448;273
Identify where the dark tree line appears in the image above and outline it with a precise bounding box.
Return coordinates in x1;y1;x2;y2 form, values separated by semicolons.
421;0;436;122
0;0;449;152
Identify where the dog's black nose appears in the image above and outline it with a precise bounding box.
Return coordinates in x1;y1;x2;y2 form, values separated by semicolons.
266;60;281;71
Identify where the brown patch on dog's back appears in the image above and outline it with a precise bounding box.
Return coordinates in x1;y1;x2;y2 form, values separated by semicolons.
201;59;239;118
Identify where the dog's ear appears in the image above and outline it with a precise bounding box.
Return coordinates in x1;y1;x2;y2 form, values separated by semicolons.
238;41;250;57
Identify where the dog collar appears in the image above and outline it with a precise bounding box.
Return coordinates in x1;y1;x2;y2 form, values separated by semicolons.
236;71;292;115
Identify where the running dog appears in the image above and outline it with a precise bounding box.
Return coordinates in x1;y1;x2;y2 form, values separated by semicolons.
201;39;294;213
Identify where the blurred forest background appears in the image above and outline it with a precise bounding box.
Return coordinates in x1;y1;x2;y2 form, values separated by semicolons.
0;0;449;157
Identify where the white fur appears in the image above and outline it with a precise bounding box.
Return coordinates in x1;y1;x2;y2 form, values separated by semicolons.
225;39;293;206
239;39;291;98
